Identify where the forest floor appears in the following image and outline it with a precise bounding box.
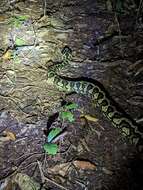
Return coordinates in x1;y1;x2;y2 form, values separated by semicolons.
0;0;143;189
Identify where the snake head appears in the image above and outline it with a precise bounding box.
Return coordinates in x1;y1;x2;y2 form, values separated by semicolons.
61;46;72;60
61;46;72;54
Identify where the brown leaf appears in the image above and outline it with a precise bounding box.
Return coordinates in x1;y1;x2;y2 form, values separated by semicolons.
106;0;113;11
4;180;13;190
0;15;7;22
0;179;13;190
73;160;96;170
102;167;113;175
48;162;71;176
80;114;98;122
3;131;16;141
2;50;13;60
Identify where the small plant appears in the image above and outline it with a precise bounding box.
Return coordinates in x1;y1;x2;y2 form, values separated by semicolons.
15;37;26;46
59;103;78;123
43;102;78;155
47;127;62;143
43;143;58;155
43;127;62;155
9;15;29;28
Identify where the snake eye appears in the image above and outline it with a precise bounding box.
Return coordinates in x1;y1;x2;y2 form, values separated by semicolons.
61;46;72;55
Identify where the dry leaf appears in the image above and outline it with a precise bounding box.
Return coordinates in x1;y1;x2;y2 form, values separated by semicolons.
80;114;98;122
106;0;113;11
2;50;13;60
102;167;113;175
0;15;7;22
4;180;13;190
0;136;10;143
80;138;90;152
12;173;41;190
48;162;71;176
3;131;16;141
0;179;8;190
73;160;96;170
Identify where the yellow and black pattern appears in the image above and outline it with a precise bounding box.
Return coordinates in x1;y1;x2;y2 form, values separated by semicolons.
47;46;143;152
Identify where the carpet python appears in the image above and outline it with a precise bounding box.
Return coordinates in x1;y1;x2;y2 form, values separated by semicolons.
47;46;143;153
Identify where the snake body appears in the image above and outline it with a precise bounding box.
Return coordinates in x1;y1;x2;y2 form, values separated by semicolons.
47;46;143;152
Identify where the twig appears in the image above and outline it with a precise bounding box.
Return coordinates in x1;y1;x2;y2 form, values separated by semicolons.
43;0;47;16
37;161;69;190
37;160;45;184
136;0;143;25
114;12;123;58
44;176;69;190
136;117;143;124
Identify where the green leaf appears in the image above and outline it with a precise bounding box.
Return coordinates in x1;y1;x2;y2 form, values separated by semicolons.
9;15;28;28
64;103;78;110
43;143;58;155
16;15;29;21
9;18;20;27
60;111;75;122
14;20;21;27
15;38;26;46
47;127;62;143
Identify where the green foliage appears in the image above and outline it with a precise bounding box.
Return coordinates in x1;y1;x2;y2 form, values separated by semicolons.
43;127;62;155
16;15;29;21
15;38;26;46
43;102;78;155
63;103;78;110
60;111;75;122
47;127;62;143
59;102;78;122
43;143;58;155
9;15;29;28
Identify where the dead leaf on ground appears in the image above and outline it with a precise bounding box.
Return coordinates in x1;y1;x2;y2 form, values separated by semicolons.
2;50;13;60
80;138;90;152
102;167;113;175
106;0;113;11
12;173;41;190
48;162;71;177
127;60;143;76
0;179;12;190
0;15;7;22
3;131;16;141
73;160;96;170
80;114;98;122
0;136;10;143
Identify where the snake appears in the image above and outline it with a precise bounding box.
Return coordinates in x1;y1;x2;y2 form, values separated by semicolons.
46;46;143;153
11;47;142;189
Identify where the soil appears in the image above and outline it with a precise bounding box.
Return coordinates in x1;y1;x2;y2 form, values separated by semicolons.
0;0;143;190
